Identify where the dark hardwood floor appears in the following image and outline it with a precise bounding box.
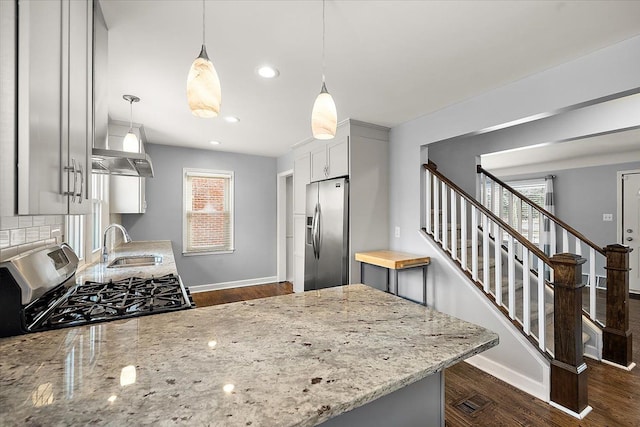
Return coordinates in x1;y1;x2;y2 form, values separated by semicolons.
191;281;293;307
193;283;639;426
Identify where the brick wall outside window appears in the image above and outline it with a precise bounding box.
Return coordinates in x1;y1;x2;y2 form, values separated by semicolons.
183;169;234;254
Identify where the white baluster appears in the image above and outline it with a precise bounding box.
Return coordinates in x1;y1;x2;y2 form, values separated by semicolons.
575;237;582;256
550;222;557;257
508;234;515;319
433;176;439;242
442;181;448;250
451;189;457;260
481;175;486;208
507;191;516;228
461;199;467;271
495;225;502;304
485;177;491;209
493;183;500;236
538;258;546;352
482;214;489;292
590;247;596;321
523;247;531;334
516;197;523;259
425;170;431;233
471;206;478;281
562;229;569;253
528;204;534;245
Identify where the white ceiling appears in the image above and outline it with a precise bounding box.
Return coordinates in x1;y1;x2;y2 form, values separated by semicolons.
100;0;640;158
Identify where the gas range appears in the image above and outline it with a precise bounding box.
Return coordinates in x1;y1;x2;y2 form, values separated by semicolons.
0;244;194;338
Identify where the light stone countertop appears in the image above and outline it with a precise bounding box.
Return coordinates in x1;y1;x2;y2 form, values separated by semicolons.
0;284;498;426
75;240;178;284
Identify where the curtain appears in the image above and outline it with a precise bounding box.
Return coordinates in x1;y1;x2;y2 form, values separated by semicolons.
542;175;555;256
541;175;555;280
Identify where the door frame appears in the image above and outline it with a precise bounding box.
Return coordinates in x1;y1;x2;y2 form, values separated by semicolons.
617;169;640;243
276;169;293;282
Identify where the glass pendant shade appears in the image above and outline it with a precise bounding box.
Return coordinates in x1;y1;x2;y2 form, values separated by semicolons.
311;82;337;139
187;45;221;118
122;131;139;152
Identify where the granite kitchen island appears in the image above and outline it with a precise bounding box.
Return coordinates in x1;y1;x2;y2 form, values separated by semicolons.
0;284;498;426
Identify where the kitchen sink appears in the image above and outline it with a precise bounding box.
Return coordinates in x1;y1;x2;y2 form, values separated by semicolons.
107;255;163;268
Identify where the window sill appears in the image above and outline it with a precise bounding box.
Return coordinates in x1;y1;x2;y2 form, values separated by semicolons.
183;249;235;257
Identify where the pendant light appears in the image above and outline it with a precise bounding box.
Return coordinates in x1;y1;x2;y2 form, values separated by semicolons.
311;0;337;140
187;0;221;118
122;94;140;152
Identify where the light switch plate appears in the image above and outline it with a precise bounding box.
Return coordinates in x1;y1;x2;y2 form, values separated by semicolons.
603;213;613;222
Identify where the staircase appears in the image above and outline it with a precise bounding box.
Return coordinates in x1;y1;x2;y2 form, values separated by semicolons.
422;161;634;418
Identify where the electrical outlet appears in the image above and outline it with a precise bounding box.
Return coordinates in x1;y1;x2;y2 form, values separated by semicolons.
395;226;400;238
603;214;613;222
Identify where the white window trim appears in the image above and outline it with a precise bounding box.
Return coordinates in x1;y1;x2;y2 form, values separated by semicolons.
182;168;235;256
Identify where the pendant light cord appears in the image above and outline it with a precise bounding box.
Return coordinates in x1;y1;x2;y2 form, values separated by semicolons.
322;0;326;84
202;0;206;45
129;99;133;129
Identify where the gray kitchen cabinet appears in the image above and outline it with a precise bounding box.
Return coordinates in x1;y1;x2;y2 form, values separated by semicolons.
17;0;93;215
110;176;146;214
309;127;349;182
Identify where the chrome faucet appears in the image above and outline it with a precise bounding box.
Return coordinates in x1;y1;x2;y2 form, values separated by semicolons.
102;224;132;262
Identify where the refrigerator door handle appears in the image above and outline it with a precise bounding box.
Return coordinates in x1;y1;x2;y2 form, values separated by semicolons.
312;203;321;259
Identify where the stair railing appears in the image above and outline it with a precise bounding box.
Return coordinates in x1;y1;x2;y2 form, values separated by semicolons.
424;162;591;416
424;162;555;356
477;165;633;369
477;165;606;325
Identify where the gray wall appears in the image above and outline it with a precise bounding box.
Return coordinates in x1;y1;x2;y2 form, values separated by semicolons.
500;162;639;249
121;144;277;287
386;35;640;395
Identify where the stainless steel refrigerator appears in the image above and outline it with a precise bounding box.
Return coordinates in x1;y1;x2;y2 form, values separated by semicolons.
304;177;349;291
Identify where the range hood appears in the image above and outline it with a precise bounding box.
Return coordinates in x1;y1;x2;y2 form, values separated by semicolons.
92;148;154;177
92;121;154;177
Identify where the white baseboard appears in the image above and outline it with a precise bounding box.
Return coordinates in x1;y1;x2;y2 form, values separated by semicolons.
549;402;592;420
189;276;278;293
464;354;550;403
601;360;636;371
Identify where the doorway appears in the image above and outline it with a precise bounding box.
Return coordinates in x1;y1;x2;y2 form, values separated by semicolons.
277;170;294;283
619;170;640;294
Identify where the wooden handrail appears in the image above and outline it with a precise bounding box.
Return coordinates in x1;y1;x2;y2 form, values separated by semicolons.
424;163;550;263
477;165;605;256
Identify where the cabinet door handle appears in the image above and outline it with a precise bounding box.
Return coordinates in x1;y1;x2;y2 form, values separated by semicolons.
64;159;77;203
76;163;84;203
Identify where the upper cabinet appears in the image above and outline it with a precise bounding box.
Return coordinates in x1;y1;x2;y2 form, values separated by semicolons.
310;126;349;182
17;0;93;215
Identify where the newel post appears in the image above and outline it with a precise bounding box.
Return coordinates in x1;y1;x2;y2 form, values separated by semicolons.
549;253;590;418
603;244;634;369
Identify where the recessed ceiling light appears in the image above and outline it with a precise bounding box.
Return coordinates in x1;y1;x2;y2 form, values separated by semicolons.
256;65;279;79
224;116;240;123
209;140;221;146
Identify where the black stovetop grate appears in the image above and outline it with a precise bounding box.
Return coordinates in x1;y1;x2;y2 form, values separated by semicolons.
35;274;192;330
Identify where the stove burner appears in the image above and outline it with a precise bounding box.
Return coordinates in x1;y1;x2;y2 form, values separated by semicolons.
39;274;192;330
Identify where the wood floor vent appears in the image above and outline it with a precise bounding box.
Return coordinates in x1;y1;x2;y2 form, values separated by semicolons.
454;394;492;417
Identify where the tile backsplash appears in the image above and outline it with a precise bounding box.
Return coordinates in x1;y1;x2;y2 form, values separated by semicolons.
0;215;64;261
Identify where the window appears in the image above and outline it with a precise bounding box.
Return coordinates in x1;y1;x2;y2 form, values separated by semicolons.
183;168;234;255
65;215;85;261
505;178;546;244
91;174;107;252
